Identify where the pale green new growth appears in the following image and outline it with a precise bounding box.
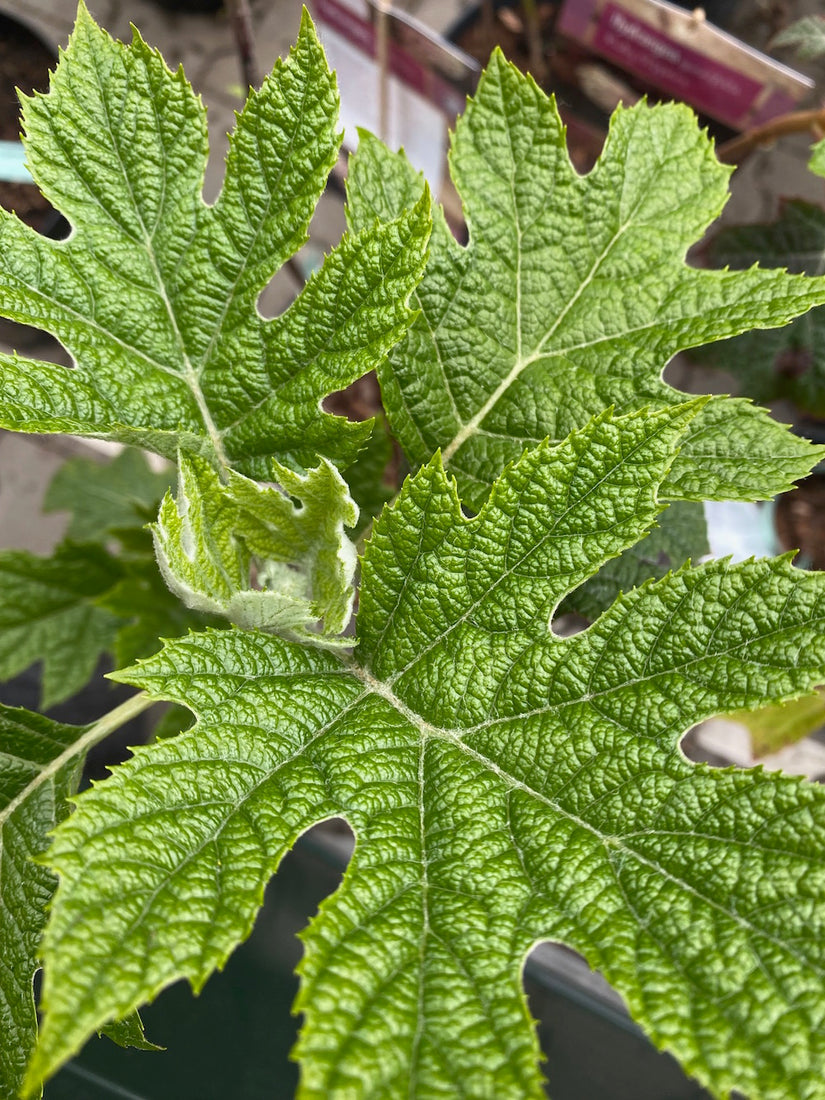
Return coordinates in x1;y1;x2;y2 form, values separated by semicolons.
772;15;825;60
0;2;430;476
346;59;825;511
27;405;825;1100
154;455;358;640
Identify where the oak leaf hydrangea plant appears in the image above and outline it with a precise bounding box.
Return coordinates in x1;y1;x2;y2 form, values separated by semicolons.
2;5;825;1099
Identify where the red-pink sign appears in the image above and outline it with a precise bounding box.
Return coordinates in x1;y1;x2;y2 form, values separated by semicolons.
558;0;813;131
595;3;760;123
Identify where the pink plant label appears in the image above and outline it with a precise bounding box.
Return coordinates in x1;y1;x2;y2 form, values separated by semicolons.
595;4;760;122
558;0;812;130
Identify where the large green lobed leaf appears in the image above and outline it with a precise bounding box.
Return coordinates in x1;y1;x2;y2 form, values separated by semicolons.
0;2;430;476
9;8;825;1100
28;405;825;1100
346;56;825;511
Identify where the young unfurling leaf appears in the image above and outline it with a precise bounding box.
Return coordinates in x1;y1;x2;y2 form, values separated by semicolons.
153;455;357;641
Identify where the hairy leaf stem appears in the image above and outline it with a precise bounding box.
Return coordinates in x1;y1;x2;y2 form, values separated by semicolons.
0;692;156;830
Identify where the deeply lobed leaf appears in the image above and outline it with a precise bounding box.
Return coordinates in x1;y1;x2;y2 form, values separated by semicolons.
29;405;825;1100
13;8;825;1100
346;57;825;511
0;3;430;475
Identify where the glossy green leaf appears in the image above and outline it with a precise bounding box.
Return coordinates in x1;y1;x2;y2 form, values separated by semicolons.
0;3;430;475
153;454;358;640
29;404;825;1100
346;61;825;511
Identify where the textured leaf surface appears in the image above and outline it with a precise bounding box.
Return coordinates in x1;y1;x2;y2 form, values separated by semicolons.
560;500;708;619
0;542;123;708
31;406;825;1100
693;199;825;416
0;705;86;1099
811;138;825;178
0;5;430;475
153;454;357;639
44;449;172;543
346;62;825;510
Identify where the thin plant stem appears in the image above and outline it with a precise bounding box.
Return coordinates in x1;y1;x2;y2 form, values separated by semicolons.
520;0;546;85
226;0;259;92
376;0;390;142
717;106;825;164
0;692;157;829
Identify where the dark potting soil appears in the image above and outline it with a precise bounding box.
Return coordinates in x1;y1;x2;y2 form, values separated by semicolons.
0;13;56;232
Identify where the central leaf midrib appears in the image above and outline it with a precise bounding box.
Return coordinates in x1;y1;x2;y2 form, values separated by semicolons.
439;151;639;467
89;49;228;467
352;659;825;983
